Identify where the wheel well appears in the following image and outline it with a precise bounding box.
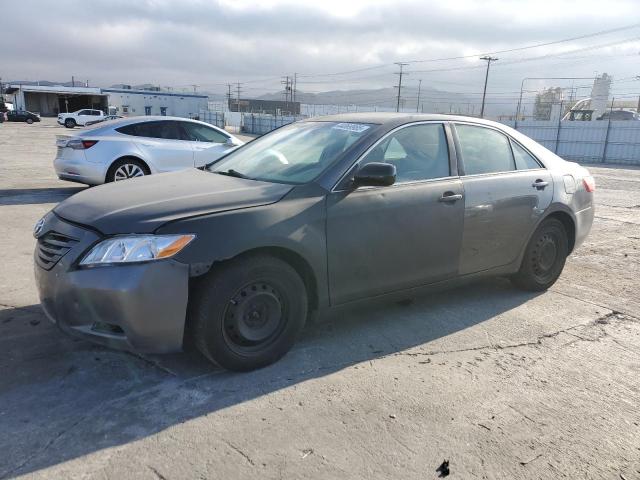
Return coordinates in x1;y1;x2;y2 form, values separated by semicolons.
546;211;576;253
106;156;151;180
234;247;319;312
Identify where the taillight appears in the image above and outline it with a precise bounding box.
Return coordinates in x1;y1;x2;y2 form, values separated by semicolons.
67;139;99;150
582;176;596;192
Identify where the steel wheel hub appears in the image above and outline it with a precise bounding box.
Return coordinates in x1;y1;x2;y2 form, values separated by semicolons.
224;282;284;346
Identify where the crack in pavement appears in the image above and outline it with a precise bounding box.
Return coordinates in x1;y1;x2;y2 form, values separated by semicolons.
148;465;169;480
221;439;256;466
0;414;89;480
392;311;631;359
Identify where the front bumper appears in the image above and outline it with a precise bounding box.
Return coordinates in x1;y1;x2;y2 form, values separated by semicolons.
34;214;190;353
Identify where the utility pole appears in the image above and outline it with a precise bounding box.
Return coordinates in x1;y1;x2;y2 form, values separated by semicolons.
226;84;233;110
394;62;409;113
416;79;422;113
479;56;498;118
293;73;297;104
236;82;242;112
281;76;291;107
71;76;75;87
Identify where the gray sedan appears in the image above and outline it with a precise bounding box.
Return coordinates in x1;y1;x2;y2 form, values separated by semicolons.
34;113;594;371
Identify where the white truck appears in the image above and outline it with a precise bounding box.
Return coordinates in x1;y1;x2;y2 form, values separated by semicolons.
57;109;105;128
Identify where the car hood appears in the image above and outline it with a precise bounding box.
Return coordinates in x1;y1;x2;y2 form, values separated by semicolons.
54;169;293;234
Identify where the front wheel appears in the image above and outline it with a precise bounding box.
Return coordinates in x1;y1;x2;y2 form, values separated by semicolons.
64;118;76;128
26;118;34;124
511;218;568;291
191;254;308;371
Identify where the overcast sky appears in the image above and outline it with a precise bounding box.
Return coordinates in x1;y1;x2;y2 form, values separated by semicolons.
3;0;640;106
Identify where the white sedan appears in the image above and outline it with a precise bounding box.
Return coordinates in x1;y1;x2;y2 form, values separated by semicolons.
54;116;244;184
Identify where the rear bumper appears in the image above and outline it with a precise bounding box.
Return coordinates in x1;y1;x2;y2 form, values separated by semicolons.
574;204;595;251
34;214;190;353
54;155;106;185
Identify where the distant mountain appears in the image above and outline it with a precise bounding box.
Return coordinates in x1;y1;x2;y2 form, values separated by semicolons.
257;86;480;114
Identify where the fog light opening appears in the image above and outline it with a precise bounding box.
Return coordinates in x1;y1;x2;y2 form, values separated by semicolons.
91;322;124;335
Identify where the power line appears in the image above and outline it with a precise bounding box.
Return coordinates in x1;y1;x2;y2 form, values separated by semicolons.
296;22;640;79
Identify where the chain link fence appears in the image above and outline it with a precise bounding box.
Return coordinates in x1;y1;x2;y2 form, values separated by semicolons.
241;113;305;135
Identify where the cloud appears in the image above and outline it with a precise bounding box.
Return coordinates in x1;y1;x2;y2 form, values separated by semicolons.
3;0;640;108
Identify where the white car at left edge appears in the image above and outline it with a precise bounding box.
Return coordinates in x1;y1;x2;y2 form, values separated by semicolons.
54;116;244;185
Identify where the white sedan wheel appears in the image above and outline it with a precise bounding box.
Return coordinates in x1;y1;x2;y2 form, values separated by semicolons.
114;163;146;181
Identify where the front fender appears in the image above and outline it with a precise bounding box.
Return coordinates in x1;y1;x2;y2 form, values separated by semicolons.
156;193;329;308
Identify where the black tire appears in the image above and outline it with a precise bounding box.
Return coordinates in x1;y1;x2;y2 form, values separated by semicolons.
511;218;568;291
191;254;308;371
64;118;76;128
106;158;149;183
26;118;34;124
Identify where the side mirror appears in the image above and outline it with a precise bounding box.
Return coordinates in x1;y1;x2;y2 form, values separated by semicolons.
225;137;240;147
353;162;396;187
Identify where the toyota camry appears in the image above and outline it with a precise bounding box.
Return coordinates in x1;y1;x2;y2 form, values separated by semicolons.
34;113;594;371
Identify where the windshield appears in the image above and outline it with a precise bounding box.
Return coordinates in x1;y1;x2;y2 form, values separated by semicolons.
209;121;373;184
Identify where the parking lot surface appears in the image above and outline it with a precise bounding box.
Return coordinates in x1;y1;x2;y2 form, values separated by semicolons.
1;119;639;479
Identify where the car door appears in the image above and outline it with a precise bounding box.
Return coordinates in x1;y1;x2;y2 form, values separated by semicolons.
126;121;195;172
326;122;465;304
453;123;553;275
76;110;94;126
180;121;234;167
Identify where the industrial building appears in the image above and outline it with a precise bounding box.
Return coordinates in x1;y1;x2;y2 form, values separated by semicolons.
5;84;108;116
103;87;208;118
5;84;208;118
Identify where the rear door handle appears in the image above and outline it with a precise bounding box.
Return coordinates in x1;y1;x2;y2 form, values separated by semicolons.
532;179;549;190
439;192;463;202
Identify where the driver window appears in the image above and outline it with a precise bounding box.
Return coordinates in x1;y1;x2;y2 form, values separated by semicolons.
360;124;450;182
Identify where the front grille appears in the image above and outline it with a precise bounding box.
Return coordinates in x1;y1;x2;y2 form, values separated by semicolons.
36;232;78;270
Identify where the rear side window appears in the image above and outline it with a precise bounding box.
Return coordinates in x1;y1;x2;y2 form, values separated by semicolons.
511;140;541;170
456;124;515;175
181;122;228;143
116;121;186;140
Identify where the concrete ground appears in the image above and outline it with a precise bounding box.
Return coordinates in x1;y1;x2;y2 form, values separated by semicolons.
1;118;639;480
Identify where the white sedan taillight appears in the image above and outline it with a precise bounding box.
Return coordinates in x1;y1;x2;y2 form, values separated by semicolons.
66;139;99;150
582;176;596;192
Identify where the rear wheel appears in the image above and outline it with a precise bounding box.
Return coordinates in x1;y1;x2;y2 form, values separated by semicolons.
106;158;149;182
511;218;568;291
191;254;307;371
64;118;76;128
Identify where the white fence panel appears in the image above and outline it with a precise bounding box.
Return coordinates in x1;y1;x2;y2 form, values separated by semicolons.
503;119;640;166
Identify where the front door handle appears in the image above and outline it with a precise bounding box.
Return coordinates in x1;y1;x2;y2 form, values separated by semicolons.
532;179;549;190
439;192;463;202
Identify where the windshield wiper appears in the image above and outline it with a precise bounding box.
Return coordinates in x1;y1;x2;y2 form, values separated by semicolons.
214;169;251;179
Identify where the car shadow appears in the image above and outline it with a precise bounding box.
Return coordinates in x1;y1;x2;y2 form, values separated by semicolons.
0;278;542;478
0;187;85;206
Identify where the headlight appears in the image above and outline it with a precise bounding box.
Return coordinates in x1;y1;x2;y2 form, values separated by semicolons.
80;234;195;266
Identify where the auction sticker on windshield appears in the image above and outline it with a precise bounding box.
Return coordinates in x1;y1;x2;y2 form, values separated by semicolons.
332;123;371;133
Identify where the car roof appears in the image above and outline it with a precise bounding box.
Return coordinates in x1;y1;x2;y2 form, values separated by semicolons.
98;115;205;127
304;112;504;128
